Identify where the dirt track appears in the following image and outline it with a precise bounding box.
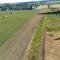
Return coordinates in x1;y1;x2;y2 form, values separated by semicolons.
0;12;43;60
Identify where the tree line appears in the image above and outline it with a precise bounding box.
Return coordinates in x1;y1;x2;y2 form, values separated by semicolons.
0;2;40;11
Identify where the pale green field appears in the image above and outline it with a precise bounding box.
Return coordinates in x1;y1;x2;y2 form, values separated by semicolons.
0;10;36;46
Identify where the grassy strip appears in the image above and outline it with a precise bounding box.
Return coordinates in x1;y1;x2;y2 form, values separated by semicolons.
0;10;36;46
23;16;47;60
45;14;60;31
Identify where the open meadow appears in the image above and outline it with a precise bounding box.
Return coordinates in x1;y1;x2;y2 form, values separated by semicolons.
0;7;60;60
0;10;35;46
0;10;44;60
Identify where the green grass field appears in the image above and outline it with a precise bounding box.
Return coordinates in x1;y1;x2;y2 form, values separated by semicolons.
45;14;60;31
0;10;36;46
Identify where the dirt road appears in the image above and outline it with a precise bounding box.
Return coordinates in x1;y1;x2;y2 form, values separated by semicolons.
0;12;43;60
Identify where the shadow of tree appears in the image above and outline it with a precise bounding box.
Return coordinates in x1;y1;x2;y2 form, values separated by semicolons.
38;10;60;15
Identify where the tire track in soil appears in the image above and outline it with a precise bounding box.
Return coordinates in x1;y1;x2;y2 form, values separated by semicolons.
0;13;43;60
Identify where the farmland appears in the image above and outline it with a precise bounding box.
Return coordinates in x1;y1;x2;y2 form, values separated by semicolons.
0;10;36;46
0;10;44;60
0;4;60;60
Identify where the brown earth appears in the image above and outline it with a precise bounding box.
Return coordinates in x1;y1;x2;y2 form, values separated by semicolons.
0;12;43;60
45;31;60;60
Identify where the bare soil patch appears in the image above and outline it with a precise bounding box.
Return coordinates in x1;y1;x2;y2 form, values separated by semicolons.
45;31;60;60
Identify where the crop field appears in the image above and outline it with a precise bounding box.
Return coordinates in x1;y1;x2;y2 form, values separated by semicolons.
0;10;36;46
45;15;60;31
50;4;60;8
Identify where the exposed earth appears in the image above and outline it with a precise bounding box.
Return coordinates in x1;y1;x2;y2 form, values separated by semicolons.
45;31;60;60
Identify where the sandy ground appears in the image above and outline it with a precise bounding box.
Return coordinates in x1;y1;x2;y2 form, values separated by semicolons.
45;31;60;60
0;12;43;60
